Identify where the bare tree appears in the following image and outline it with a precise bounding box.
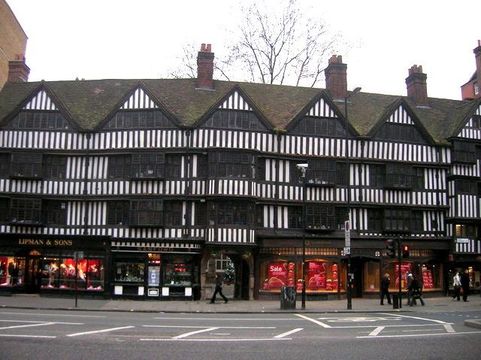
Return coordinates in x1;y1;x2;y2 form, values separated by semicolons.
170;0;342;88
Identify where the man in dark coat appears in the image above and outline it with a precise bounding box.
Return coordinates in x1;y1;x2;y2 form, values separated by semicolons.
380;273;392;305
460;270;470;302
210;273;228;304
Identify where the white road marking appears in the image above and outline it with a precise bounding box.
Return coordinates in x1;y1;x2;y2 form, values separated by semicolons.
173;327;219;339
380;313;449;325
66;326;134;337
0;311;105;318
0;320;83;325
295;314;331;328
0;322;56;330
357;330;481;339
0;334;56;339
140;338;291;342
153;317;296;321
444;324;456;333
368;326;385;336
143;325;275;329
274;328;303;338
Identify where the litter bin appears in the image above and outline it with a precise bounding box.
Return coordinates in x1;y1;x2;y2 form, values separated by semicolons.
392;294;399;309
280;286;296;310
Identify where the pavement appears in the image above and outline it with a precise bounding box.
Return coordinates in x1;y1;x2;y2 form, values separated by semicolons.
1;293;480;329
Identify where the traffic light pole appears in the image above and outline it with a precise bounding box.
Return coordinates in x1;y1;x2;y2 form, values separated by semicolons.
397;239;402;309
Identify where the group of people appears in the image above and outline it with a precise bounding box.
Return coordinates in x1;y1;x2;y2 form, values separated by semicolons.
452;270;471;302
380;269;472;306
380;272;424;306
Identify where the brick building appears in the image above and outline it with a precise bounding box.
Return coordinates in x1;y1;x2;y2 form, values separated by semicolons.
0;0;28;89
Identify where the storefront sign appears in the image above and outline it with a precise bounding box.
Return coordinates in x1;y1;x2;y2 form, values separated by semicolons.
18;238;73;247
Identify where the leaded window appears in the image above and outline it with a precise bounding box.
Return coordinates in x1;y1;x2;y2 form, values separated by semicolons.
385;163;413;189
131;152;164;179
455;178;477;195
129;200;163;227
208;152;254;178
44;201;67;225
384;208;410;232
165;154;182;179
369;164;385;188
288;206;303;228
376;123;425;143
10;153;42;178
0;198;8;222
10;198;42;224
305;204;335;230
107;201;129;225
105;110;175;129
209;201;254;226
293;117;346;137
204;109;267;131
43;155;67;180
0;153;9;177
452;141;476;164
164;201;183;227
8;111;70;130
368;208;383;232
108;155;131;179
412;211;424;233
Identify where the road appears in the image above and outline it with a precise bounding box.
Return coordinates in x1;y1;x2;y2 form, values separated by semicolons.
0;309;480;359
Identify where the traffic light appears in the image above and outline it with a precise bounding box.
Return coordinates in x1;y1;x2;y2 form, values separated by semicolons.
385;239;395;258
402;244;410;258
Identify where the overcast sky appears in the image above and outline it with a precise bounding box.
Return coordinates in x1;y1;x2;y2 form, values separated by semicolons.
6;0;481;100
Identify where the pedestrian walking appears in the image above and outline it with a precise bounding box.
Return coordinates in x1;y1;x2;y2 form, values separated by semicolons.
460;270;470;302
380;273;392;305
406;272;414;306
210;273;228;304
408;274;425;306
452;271;462;301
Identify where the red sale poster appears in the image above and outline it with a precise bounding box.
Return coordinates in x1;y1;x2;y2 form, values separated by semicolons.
263;262;288;290
306;261;326;290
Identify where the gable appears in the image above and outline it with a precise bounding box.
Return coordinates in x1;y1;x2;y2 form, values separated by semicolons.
120;87;159;110
100;86;178;130
371;104;431;144
199;89;270;132
288;94;350;137
455;104;481;140
305;97;338;118
218;90;252;111
23;90;58;111
2;88;73;131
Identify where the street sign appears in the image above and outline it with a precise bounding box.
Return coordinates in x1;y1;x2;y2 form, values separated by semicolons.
344;247;351;255
344;221;351;248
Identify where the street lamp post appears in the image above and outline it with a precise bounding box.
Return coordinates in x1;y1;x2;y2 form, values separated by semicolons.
296;163;308;310
344;87;361;311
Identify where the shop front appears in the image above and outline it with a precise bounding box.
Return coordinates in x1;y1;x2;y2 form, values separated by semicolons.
110;240;202;300
0;234;109;296
257;240;344;300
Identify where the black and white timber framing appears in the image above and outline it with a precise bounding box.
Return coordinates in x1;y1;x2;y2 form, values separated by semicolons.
1;75;481;298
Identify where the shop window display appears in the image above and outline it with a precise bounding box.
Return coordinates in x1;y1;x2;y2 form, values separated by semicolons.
261;260;339;292
363;261;380;292
0;256;22;286
163;263;192;287
115;262;145;283
45;258;104;290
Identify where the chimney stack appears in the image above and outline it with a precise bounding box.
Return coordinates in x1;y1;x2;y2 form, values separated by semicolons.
8;54;30;83
325;55;347;100
405;65;428;106
474;40;481;98
197;43;214;90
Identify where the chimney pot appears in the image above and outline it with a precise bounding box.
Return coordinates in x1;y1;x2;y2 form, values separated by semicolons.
197;43;214;90
406;64;428;106
7;55;30;83
325;54;347;99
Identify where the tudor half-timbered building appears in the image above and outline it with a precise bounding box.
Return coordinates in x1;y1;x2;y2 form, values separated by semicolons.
0;44;480;301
